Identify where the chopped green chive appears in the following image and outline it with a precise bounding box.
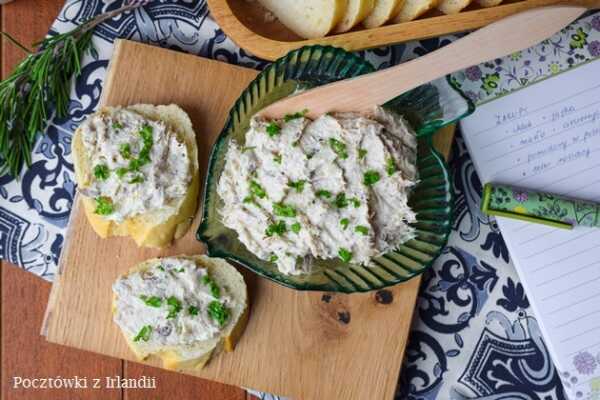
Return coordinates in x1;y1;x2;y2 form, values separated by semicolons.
243;196;255;204
291;222;301;233
129;175;144;184
249;180;267;199
340;218;350;230
242;146;256;152
176;267;185;273
338;248;353;263
201;274;221;298
386;158;396;176
140;295;162;307
139;124;153;145
94;196;113;215
335;193;349;208
269;254;278;263
287;180;305;193
265;220;286;237
166;296;182;319
358;149;368;160
116;167;128;178
133;325;152;342
114;125;154;178
137;147;150;166
119;143;132;159
355;225;369;235
351;198;361;208
283;109;308;122
93;164;110;181
329;138;348;160
363;170;381;186
157;265;165;272
273;202;297;218
316;190;332;199
273;153;282;164
207;301;230;327
112;122;124;130
188;305;199;316
266;122;281;137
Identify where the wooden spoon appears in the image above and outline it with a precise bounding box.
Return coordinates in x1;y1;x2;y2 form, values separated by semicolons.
259;5;589;119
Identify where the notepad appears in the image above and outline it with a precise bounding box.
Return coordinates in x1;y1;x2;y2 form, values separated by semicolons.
460;59;600;398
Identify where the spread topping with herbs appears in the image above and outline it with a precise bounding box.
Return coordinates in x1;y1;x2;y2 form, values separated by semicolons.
78;108;190;222
217;106;418;275
112;258;233;352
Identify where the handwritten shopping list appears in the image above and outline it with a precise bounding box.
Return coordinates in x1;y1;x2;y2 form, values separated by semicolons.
461;59;600;391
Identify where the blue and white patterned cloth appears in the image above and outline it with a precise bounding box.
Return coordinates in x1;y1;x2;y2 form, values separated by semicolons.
2;1;600;398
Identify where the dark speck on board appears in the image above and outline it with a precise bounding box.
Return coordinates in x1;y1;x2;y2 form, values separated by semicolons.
375;289;393;304
321;294;332;303
337;311;351;324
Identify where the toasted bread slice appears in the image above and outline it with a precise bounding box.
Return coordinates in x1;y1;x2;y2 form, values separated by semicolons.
112;255;248;371
393;0;439;22
258;0;347;38
363;0;404;29
73;104;199;248
334;0;376;33
438;0;473;14
477;0;502;6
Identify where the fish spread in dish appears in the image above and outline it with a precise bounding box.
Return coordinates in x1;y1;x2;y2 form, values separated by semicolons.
217;106;418;275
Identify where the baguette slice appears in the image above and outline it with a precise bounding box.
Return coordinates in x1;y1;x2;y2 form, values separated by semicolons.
477;0;503;6
258;0;347;38
334;0;376;33
363;0;404;29
112;255;249;371
73;104;199;248
438;0;473;14
393;0;439;22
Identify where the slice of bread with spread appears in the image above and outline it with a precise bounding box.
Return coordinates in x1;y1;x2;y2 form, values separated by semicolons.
112;255;248;371
257;0;347;38
72;104;199;248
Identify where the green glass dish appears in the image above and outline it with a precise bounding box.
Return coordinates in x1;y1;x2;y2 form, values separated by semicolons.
197;45;475;293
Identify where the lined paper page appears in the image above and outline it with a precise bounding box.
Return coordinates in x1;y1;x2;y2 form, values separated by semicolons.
460;59;600;388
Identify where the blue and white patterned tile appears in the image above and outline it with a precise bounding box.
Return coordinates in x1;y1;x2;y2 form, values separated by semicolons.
399;244;566;400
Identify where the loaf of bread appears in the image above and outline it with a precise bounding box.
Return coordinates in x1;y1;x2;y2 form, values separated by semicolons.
335;0;376;33
73;104;199;248
257;0;347;38
112;255;248;370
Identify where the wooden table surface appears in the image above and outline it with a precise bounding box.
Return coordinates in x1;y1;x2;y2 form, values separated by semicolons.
0;1;247;399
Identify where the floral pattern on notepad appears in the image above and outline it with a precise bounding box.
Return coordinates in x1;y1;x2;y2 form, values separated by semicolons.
574;352;598;375
450;12;600;105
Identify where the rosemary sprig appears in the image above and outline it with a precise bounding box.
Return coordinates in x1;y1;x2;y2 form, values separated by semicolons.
0;1;149;178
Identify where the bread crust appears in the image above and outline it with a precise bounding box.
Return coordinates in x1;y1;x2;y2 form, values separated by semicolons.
73;104;199;248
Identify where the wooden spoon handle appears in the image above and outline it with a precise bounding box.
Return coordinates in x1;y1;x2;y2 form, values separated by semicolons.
261;5;588;119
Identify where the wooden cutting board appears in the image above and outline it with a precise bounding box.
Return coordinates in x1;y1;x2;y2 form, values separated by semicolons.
43;39;452;400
